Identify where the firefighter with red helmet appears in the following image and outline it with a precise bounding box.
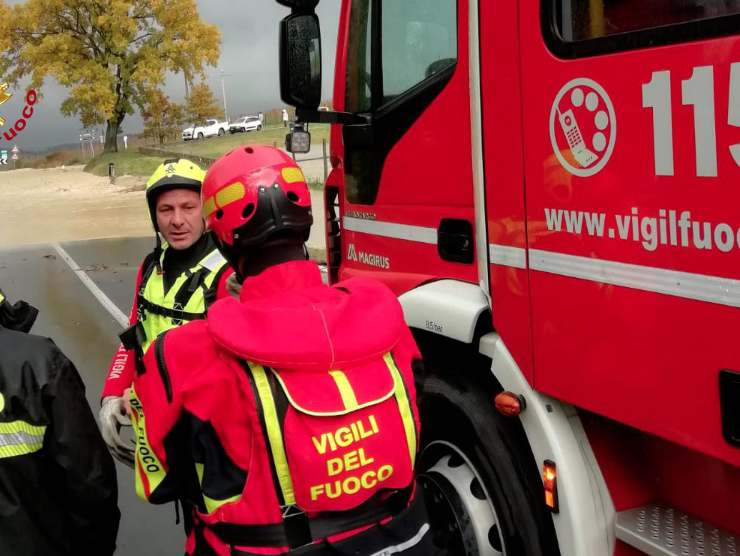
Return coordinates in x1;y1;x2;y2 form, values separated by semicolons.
129;145;433;555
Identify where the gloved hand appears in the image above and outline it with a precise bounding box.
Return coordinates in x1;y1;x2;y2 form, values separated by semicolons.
99;396;135;468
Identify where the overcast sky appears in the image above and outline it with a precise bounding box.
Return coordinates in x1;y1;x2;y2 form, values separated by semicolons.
2;0;340;153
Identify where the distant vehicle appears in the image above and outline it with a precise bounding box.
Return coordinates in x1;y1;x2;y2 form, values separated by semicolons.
229;116;263;134
182;119;229;141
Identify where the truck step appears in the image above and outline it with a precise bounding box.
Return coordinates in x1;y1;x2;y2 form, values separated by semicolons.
616;504;737;556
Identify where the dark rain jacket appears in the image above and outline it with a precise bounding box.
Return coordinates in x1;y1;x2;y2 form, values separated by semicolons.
0;292;120;556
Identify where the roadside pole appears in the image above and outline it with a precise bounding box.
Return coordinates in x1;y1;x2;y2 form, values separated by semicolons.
322;139;328;183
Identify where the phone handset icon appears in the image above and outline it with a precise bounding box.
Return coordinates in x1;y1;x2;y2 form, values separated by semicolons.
558;109;597;168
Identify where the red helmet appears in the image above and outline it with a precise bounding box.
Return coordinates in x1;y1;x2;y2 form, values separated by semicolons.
202;145;313;259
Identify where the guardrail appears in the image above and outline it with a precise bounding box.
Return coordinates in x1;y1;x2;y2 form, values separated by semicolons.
137;147;216;168
138;138;330;182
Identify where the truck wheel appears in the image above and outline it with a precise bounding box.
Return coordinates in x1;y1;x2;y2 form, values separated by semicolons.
218;128;225;136
198;132;204;140
417;373;559;556
257;124;262;131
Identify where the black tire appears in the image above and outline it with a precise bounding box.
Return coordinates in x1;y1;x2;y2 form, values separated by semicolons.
218;128;225;136
417;371;559;556
197;132;204;140
257;124;262;131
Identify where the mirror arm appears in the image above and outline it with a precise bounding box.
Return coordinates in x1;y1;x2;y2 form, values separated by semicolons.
296;108;368;126
275;0;320;12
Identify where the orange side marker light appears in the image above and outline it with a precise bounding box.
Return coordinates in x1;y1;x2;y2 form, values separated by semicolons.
494;391;525;417
543;460;559;513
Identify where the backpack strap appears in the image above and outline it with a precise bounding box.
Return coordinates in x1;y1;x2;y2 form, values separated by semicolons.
210;487;412;549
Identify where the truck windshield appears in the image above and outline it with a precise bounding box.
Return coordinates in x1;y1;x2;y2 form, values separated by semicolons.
345;0;457;113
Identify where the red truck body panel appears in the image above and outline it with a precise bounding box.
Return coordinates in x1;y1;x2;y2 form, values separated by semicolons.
328;0;740;543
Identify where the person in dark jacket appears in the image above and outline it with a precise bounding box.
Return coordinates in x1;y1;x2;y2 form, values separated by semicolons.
0;288;120;555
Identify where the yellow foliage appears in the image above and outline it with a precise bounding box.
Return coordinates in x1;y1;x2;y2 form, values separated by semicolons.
186;81;222;124
141;89;184;145
0;0;221;150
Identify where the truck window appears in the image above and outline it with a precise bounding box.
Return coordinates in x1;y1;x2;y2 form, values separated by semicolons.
346;0;373;113
546;0;740;57
344;0;458;205
381;1;457;102
345;0;457;113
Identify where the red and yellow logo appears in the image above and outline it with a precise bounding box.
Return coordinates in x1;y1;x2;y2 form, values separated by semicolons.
0;83;38;142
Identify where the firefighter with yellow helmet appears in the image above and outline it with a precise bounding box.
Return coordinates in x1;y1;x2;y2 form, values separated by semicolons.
99;158;233;466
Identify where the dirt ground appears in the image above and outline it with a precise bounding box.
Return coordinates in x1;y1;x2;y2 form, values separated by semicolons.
0;166;151;248
0;165;326;252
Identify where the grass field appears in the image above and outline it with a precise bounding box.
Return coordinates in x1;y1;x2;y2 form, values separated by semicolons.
82;124;332;183
165;124;330;159
84;150;166;178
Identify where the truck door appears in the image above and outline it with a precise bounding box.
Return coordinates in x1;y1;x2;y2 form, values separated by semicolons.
519;0;740;465
335;0;478;295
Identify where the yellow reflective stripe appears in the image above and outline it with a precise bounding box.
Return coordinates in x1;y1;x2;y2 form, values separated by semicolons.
328;370;359;411
129;387;167;501
247;362;296;506
383;353;417;467
203;196;217;218
194;462;241;514
0;291;5;303
281;167;306;184
0;420;46;459
271;370;395;417
216;181;246;209
0;392;5;413
203;491;241;514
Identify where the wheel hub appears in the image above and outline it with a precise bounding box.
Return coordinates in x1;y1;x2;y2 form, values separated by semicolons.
419;442;505;556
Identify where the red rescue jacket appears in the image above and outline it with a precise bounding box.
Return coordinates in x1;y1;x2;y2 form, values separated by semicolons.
131;260;423;555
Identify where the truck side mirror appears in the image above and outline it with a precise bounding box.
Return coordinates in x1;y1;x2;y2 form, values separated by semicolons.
280;13;322;111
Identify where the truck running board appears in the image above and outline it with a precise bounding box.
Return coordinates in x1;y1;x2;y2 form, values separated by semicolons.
616;504;738;556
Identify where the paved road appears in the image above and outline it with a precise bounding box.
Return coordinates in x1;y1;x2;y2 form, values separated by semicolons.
1;238;185;554
1;235;330;554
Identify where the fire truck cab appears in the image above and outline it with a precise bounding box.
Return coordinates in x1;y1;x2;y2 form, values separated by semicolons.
277;1;740;554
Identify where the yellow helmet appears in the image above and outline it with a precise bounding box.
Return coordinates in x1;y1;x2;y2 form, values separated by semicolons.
146;158;206;230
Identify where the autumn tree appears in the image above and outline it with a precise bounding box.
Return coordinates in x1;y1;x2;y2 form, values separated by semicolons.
142;89;183;145
0;0;221;152
185;81;222;125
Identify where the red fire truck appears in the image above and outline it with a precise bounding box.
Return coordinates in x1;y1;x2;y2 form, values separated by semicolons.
276;1;740;554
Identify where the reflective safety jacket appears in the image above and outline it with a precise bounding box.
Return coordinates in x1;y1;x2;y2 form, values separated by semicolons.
102;233;232;400
0;295;120;555
131;261;431;555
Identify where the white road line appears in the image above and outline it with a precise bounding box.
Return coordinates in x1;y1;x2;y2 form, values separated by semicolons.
52;243;129;328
